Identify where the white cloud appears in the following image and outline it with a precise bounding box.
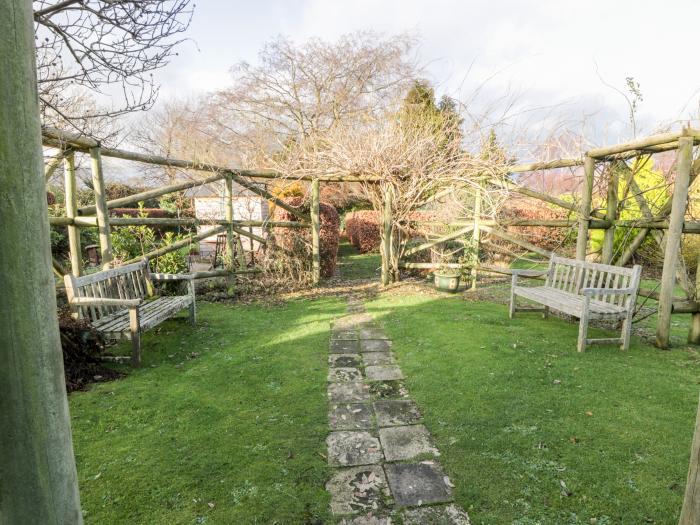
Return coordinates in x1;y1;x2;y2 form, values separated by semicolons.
149;0;700;145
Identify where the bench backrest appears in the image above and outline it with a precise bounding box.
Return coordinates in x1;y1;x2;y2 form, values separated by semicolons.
64;259;153;322
545;255;641;307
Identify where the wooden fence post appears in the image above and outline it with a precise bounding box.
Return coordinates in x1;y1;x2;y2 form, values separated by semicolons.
381;185;393;286
224;175;236;269
602;163;618;264
656;135;693;348
679;388;700;524
576;155;595;260
0;1;83;522
311;178;321;284
471;187;482;290
690;252;700;344
64;152;83;276
90;146;113;268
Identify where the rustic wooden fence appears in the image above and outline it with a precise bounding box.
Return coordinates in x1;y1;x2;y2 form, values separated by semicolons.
388;128;700;349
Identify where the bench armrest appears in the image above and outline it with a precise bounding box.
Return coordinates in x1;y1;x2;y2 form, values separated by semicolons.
70;297;143;307
511;268;548;288
511;269;548;277
150;273;195;281
581;287;635;297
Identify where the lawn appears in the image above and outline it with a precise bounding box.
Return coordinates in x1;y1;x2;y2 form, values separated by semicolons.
68;280;699;524
363;291;700;524
336;240;381;281
70;298;346;524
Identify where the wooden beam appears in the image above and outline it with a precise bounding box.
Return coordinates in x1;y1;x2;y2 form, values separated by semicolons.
480;224;552;258
656;135;693;348
63;153;83;276
0;1;82;521
601;164;618;264
509;158;583;173
224;175;235;270
587;131;682;159
123;225;228;265
690;252;700;343
89;146;113;268
310;178;320;284
679;389;700;525
78;172;226;215
471;188;482;290
403;225;474;258
381;185;393;285
576;155;595;260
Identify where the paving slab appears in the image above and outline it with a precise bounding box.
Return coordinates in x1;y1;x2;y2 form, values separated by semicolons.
363;352;394;366
329;367;363;382
361;339;392;353
379;425;439;461
365;365;404;381
374;400;422;427
328;382;371;403
369;380;410;399
330;354;362;368
332;329;360;341
331;339;361;354
327;465;391;515
360;327;389;340
329;403;374;430
403;504;470;524
339;515;393;525
384;461;453;507
327;431;383;467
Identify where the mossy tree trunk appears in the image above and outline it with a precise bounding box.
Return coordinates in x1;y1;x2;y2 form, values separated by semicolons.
0;1;83;523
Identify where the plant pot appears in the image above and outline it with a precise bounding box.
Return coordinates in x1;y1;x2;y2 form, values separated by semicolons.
434;271;461;293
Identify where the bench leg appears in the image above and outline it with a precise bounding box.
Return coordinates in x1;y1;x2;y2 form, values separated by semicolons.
188;300;197;325
129;307;141;367
621;313;633;351
543;306;549;319
509;286;516;319
577;300;590;353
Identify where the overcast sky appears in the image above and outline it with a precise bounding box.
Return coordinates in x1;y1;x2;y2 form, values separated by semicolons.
144;0;700;151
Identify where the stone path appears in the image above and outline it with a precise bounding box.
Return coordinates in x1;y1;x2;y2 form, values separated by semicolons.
325;295;470;524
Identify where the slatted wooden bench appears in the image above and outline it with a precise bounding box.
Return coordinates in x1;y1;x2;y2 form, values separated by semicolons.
509;254;641;352
64;259;196;366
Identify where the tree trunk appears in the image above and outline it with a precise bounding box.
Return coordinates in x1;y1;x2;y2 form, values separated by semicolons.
680;392;700;524
0;1;83;523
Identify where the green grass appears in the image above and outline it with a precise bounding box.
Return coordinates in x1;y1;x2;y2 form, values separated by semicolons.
70;298;346;524
363;293;699;525
336;240;381;281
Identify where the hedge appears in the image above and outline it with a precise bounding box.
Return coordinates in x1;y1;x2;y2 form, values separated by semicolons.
274;196;340;278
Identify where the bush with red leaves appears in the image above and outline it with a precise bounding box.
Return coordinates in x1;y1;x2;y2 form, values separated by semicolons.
274;196;340;278
497;199;573;252
345;210;381;253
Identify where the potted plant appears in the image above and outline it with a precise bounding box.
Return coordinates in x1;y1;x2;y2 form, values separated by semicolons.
432;246;475;293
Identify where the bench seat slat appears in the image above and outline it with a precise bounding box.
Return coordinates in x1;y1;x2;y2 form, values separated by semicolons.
513;286;627;318
93;296;192;335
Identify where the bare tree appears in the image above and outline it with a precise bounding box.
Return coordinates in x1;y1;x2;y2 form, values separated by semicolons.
210;31;419;158
34;0;194;135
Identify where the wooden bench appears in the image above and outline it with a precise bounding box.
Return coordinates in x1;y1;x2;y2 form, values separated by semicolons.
64;259;196;366
509;254;641;352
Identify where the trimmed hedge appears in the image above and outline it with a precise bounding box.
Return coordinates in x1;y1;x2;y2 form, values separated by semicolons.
345;210;381;253
274;196;340;278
